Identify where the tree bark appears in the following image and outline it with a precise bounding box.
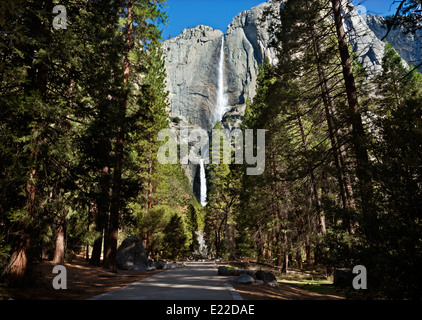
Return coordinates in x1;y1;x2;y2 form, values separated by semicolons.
105;0;134;272
296;112;327;235
4;0;53;282
331;0;373;212
91;166;110;266
53;210;66;265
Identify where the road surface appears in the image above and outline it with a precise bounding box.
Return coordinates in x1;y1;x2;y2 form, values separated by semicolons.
89;261;242;300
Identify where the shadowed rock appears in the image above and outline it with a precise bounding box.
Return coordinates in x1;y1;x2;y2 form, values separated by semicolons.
116;236;148;271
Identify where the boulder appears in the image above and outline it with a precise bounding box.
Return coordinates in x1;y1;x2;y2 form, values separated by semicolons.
218;266;228;276
226;269;241;276
226;269;254;277
267;280;279;288
153;261;166;270
116;236;148;271
234;273;255;284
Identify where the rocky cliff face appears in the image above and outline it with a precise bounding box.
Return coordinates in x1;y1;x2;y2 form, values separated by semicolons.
162;25;223;131
162;1;400;131
224;2;278;108
343;3;385;74
162;2;281;131
161;1;416;200
365;14;422;71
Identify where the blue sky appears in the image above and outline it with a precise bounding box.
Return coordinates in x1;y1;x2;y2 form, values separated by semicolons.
160;0;400;40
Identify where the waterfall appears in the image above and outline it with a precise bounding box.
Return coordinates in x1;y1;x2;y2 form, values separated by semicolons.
200;36;227;207
213;36;228;125
200;158;207;206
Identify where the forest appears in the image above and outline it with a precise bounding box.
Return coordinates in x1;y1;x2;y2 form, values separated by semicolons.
1;0;421;300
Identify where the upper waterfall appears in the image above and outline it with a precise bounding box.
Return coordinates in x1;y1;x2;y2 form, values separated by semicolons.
212;36;228;126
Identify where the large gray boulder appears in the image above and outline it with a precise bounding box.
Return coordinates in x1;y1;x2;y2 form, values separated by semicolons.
116;236;149;271
234;273;255;284
153;261;166;270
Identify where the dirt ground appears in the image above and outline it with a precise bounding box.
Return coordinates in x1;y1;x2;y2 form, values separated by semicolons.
0;256;344;300
0;256;164;300
232;282;343;300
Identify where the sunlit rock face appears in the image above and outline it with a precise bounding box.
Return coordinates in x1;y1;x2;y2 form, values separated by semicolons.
162;1;398;131
365;14;422;72
162;25;223;131
161;1;415;198
224;1;278;109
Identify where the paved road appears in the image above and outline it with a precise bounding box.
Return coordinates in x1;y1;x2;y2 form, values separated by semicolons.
89;262;242;300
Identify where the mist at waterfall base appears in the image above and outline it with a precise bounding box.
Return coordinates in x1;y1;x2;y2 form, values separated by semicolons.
192;230;209;259
200;36;228;208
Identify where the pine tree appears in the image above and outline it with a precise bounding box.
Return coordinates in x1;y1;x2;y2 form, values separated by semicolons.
364;44;422;299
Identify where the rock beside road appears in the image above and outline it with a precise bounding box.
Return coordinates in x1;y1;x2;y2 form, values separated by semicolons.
218;266;228;276
232;273;255;284
116;237;149;271
218;265;279;287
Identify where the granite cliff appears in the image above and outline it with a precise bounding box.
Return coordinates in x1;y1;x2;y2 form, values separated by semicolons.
365;14;422;71
161;1;419;200
161;1;401;131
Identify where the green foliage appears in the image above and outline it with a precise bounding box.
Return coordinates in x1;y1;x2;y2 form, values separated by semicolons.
132;205;172;258
356;44;422;299
237;0;422;299
129;205;189;260
204;122;242;259
164;214;188;259
0;0;199;283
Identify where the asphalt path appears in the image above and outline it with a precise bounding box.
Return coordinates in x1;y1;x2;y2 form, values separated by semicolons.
89;261;242;300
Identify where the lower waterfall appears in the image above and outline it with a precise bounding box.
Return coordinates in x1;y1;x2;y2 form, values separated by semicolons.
200;159;207;206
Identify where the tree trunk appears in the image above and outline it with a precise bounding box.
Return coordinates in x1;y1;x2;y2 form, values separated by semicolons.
2;233;30;286
53;208;66;264
282;233;289;274
91;166;110;266
296;112;326;235
105;0;133;272
148;155;153;210
5;122;39;285
331;0;373;211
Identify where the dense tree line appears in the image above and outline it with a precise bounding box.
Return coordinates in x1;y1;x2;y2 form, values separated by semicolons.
1;0;421;300
0;0;199;286
204;0;421;299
